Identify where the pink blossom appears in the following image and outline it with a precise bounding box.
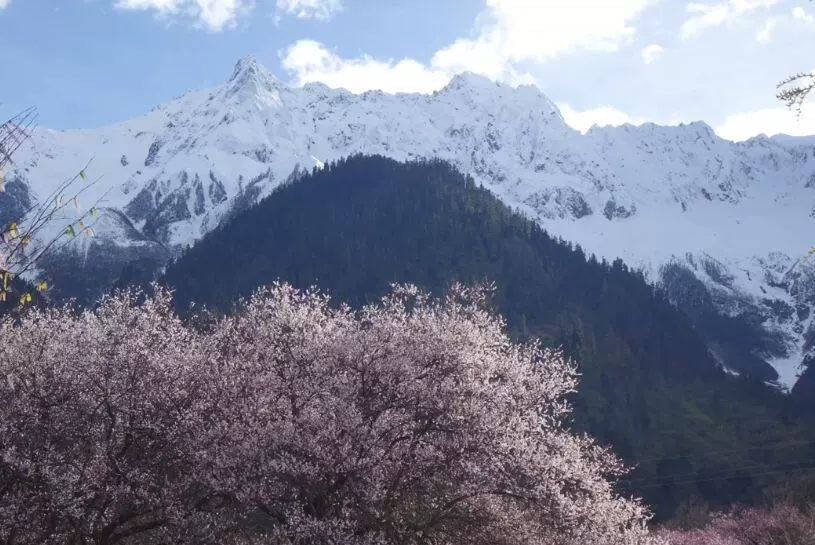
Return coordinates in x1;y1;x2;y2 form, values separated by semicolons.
0;283;656;545
657;503;815;545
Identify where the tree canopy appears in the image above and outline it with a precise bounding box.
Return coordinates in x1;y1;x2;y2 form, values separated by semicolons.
0;284;655;545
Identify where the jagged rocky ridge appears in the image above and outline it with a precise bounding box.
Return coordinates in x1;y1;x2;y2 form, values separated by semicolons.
8;55;815;386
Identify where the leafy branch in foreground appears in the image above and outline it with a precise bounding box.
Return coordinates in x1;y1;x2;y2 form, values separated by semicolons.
777;71;815;116
776;1;815;116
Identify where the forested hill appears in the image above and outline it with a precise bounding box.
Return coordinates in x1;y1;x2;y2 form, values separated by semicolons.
161;155;815;519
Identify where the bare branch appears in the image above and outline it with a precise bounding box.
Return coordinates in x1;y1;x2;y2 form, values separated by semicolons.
0;110;105;306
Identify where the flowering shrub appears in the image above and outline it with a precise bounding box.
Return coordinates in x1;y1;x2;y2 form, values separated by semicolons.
658;502;815;545
0;283;655;545
658;525;742;545
0;290;220;544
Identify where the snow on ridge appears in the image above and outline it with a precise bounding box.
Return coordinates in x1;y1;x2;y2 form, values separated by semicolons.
8;57;815;385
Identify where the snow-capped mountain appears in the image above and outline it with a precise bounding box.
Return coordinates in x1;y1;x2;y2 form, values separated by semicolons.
8;55;815;386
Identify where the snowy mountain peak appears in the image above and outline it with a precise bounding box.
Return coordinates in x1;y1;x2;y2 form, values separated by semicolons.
681;120;717;139
225;54;285;103
439;72;566;128
229;54;269;82
9;55;815;386
442;72;499;92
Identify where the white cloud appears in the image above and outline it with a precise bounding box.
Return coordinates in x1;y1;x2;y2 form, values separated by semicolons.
641;43;664;64
114;0;181;17
0;0;10;10
113;0;253;31
752;6;815;42
792;6;814;24
281;0;652;93
756;16;780;41
557;103;644;133
430;0;651;79
280;40;450;94
680;0;783;39
276;0;341;21
114;0;341;29
715;104;815;141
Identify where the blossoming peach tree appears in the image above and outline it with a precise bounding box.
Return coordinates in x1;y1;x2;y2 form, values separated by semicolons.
0;283;656;545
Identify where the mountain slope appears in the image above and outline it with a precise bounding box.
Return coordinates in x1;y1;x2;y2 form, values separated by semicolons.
7;55;815;383
162;155;815;520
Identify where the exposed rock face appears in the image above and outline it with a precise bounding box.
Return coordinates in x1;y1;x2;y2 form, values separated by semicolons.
36;208;170;305
0;176;32;229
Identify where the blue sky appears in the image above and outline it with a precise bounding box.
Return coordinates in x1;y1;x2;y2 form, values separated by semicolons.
1;0;814;140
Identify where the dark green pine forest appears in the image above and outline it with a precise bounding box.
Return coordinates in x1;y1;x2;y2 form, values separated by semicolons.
161;155;815;520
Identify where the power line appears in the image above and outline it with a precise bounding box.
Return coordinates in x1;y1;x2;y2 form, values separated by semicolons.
622;438;815;466
622;456;815;487
630;465;815;491
0;107;37;171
